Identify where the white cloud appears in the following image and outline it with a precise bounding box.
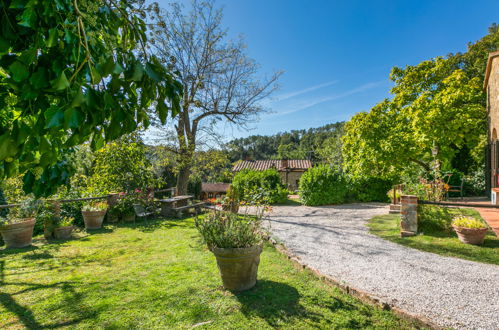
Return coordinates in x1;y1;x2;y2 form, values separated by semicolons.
271;80;385;116
276;80;338;101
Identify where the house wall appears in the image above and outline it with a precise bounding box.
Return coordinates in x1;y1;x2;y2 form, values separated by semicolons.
489;56;499;143
279;171;305;191
489;56;499;187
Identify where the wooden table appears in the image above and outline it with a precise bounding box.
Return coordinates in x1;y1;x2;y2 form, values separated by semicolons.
158;195;193;216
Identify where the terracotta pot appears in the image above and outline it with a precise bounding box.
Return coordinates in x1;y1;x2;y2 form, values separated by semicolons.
122;214;135;222
0;218;36;248
107;213;119;223
82;210;107;229
53;226;74;239
453;225;488;245
211;245;262;291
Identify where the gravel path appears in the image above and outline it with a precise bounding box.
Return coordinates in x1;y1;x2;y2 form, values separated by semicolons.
265;203;499;330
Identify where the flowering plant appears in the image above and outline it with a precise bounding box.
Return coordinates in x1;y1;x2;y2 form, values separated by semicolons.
82;201;108;212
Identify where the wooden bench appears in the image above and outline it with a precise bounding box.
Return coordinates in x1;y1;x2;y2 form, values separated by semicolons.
172;202;206;218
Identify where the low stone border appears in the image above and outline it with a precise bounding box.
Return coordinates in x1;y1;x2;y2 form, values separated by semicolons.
268;237;440;330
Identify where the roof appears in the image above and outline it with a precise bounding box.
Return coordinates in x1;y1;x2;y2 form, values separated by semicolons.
201;183;230;193
484;50;499;90
232;159;312;172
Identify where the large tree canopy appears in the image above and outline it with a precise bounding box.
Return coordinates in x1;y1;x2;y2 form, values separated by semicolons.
0;0;182;197
342;25;499;179
149;0;281;195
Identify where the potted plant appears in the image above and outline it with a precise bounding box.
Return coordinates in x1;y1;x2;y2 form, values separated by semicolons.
81;201;108;229
452;216;489;245
195;211;263;291
0;198;40;248
53;216;75;239
107;204;120;223
115;194;136;222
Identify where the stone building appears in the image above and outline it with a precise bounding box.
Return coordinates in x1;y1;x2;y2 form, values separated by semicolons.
485;51;499;191
200;183;230;201
232;159;312;191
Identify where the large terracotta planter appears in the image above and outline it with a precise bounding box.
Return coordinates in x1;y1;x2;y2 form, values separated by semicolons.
82;210;107;229
0;218;36;248
453;225;488;245
54;226;74;239
211;245;262;291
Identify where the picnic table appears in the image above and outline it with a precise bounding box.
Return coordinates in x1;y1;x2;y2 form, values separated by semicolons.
158;195;193;216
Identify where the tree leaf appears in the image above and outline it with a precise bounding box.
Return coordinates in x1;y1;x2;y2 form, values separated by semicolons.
50;71;70;90
44;106;64;128
8;61;29;82
46;28;58;47
64;108;83;129
29;67;49;88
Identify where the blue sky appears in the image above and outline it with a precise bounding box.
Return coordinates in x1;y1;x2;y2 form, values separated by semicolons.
157;0;499;140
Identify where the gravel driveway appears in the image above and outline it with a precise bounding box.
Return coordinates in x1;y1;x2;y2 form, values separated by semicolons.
264;203;499;330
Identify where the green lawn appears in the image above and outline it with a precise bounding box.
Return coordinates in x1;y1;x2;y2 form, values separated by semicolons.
368;211;499;265
0;217;417;329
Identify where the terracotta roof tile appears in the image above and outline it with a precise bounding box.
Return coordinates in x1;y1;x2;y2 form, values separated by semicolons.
232;159;312;172
201;183;230;192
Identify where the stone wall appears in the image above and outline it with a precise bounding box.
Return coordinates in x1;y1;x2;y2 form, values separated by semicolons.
279;171;305;191
488;55;499;142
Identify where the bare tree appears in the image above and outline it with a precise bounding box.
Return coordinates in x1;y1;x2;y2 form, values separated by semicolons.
148;0;282;195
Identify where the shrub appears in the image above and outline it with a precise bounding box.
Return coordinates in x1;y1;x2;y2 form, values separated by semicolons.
195;211;263;249
232;169;288;204
417;205;453;233
299;165;347;206
348;176;393;202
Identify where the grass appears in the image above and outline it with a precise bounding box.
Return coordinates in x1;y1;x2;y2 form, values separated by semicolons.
368;208;499;265
0;217;418;329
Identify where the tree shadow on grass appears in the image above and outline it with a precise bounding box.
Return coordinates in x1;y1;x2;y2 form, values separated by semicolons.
235;280;359;328
132;217;194;233
0;260;95;329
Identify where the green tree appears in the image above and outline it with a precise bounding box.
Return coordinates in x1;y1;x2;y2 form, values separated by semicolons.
342;26;498;178
0;0;181;197
89;133;155;193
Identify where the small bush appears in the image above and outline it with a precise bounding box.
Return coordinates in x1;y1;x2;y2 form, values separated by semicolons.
195;211;263;249
452;216;487;229
417;205;454;233
348;176;392;202
232;169;288;204
299;165;347;206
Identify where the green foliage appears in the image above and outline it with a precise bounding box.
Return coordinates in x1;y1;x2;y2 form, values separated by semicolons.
113;194;136;216
417;205;455;233
195;212;263;249
57;216;74;227
82;201;107;212
88;133;155;194
348;176;393;203
0;0;181;197
452;216;487;229
187;176;202;199
225;122;345;163
299;165;347;206
232;169;288;204
191;150;233;183
0;187;8;218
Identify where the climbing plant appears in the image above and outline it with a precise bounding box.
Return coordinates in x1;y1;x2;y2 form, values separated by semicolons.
0;0;182;197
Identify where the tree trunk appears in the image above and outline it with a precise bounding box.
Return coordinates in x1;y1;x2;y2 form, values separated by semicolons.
176;165;191;196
